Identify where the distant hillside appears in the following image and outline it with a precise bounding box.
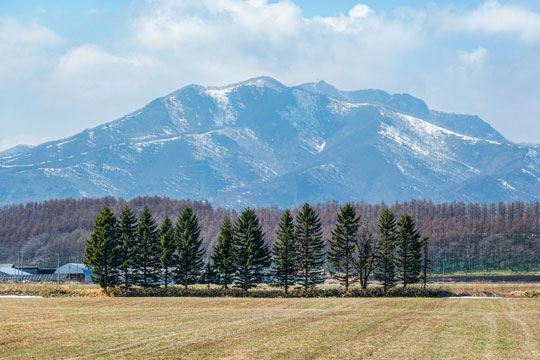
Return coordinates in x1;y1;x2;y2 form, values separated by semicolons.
0;197;538;273
1;77;540;207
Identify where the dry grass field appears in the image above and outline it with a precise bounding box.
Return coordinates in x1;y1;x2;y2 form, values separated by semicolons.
1;297;539;359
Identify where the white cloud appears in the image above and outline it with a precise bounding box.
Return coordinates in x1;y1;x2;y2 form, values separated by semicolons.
0;17;62;84
134;0;302;51
459;47;488;68
349;4;374;19
440;0;540;44
42;45;157;110
0;17;61;46
119;0;426;93
55;45;145;75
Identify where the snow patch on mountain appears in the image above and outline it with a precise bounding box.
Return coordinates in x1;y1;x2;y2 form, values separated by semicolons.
498;179;517;191
392;112;501;145
522;168;540;183
327;98;369;115
163;96;190;132
186;132;228;161
205;88;238;126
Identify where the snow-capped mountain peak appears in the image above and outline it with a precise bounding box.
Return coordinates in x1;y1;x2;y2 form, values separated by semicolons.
1;77;538;207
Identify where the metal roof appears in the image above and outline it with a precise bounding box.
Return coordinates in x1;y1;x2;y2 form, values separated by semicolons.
0;267;32;276
0;273;68;282
54;263;90;274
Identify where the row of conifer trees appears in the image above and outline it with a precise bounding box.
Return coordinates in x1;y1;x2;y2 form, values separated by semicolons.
83;203;429;293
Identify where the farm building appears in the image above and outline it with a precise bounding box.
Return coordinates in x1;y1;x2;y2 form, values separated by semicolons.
21;266;55;275
54;263;93;283
0;267;32;276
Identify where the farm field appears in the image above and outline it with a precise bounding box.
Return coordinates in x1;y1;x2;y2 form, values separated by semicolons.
1;297;539;359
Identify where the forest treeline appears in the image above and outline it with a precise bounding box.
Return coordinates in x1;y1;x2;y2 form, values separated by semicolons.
84;203;428;292
0;197;539;272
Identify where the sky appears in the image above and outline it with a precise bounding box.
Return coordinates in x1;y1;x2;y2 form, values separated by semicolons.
1;0;540;150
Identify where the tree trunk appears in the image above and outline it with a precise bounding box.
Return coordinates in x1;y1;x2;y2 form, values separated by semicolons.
104;265;108;291
223;271;229;289
383;265;387;294
345;244;350;290
403;248;408;289
304;264;309;292
345;261;349;290
144;263;147;288
164;270;168;289
243;265;248;295
304;242;309;292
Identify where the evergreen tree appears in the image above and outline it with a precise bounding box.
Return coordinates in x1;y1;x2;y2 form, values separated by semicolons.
133;206;161;287
159;215;176;288
83;206;121;290
375;208;397;293
272;210;297;294
328;204;359;290
118;206;138;288
211;217;235;289
233;208;271;293
396;214;423;288
422;236;431;289
175;207;205;289
295;203;325;291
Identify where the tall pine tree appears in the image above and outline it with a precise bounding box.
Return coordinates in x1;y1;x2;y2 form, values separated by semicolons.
160;215;176;288
328;204;359;290
396;214;423;288
133;206;161;287
175;207;205;289
233;208;271;293
83;206;121;290
375;208;397;293
272;210;297;294
211;217;235;289
118;206;138;288
295;203;325;291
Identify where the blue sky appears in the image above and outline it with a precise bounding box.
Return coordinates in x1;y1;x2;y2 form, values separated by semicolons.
1;0;540;150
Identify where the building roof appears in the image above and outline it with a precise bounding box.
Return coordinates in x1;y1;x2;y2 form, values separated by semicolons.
54;263;90;274
0;267;32;276
0;264;14;268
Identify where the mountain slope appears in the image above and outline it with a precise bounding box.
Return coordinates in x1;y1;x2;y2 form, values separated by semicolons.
1;76;539;207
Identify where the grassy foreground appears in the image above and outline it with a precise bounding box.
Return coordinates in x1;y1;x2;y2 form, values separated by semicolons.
1;297;539;359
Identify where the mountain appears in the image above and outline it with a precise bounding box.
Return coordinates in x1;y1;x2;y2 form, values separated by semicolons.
1;76;540;208
0;145;33;157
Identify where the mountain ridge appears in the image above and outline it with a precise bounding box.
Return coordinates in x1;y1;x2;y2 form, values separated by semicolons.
1;76;538;208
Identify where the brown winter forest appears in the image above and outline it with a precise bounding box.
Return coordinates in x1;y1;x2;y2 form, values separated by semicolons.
0;196;539;273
